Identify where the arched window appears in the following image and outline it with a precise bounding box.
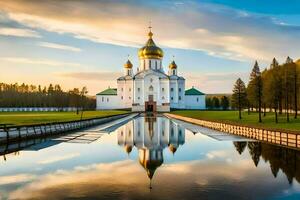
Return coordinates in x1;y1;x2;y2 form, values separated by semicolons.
149;60;151;68
155;61;157;69
149;85;153;91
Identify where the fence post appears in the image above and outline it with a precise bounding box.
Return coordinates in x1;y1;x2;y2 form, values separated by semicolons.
18;127;21;140
4;125;9;143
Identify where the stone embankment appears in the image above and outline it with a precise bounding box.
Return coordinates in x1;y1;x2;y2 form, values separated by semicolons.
0;113;131;144
165;113;300;150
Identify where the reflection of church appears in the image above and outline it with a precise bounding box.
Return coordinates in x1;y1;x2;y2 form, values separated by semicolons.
117;116;185;179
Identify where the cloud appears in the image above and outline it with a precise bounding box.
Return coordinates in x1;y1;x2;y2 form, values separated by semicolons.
0;0;299;62
37;153;80;165
59;71;122;81
0;27;41;38
0;57;81;67
183;72;249;93
38;42;81;52
0;174;36;185
7;158;289;199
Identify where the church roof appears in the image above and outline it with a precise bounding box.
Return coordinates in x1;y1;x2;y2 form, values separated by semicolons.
96;88;117;95
185;87;205;95
117;75;133;81
169;75;185;80
134;69;168;80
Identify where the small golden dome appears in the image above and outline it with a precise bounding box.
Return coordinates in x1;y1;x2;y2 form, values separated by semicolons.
169;144;177;154
124;59;133;68
124;145;132;154
138;31;164;59
169;60;177;69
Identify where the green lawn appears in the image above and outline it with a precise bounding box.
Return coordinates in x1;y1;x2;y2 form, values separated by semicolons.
0;110;130;127
171;110;300;132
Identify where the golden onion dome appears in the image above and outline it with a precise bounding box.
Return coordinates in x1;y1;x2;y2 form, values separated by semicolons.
124;59;133;69
124;145;132;154
138;31;164;59
139;157;163;179
169;60;177;69
169;144;177;154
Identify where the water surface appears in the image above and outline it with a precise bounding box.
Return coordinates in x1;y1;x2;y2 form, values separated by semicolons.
0;115;299;200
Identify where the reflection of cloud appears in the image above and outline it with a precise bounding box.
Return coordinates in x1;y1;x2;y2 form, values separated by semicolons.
206;150;229;159
0;174;36;185
1;1;300;61
59;71;123;81
8;157;290;199
0;27;41;38
38;42;81;52
0;57;81;67
38;153;80;164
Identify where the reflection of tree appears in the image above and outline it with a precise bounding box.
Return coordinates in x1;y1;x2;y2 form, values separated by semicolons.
233;141;300;184
233;142;247;155
247;142;262;167
261;143;300;184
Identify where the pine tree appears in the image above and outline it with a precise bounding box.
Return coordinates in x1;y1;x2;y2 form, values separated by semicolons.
220;96;230;110
247;61;263;122
232;78;247;119
212;97;220;109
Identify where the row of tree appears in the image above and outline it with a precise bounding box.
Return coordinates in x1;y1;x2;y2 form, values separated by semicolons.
232;57;299;122
233;141;300;184
0;83;95;111
206;96;230;110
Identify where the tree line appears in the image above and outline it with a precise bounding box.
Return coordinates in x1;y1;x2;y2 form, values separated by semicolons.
231;57;299;122
233;141;300;184
0;83;95;111
206;95;230;110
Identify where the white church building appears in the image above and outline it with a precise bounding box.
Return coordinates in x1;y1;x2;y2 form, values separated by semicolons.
96;28;205;112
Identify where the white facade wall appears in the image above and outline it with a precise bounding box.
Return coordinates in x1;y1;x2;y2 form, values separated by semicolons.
117;80;133;108
170;79;185;109
184;95;206;109
96;95;120;110
143;73;170;111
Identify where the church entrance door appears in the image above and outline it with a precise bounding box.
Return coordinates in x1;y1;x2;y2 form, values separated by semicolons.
145;95;157;112
146;104;153;112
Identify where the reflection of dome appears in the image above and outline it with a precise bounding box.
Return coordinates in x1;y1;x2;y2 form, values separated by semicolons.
117;117;186;181
139;157;163;179
138;31;164;59
124;59;133;68
139;149;163;179
169;144;177;154
124;145;132;154
169;60;177;69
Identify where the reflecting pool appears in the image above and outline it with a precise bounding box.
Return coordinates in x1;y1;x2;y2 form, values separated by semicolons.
0;115;300;200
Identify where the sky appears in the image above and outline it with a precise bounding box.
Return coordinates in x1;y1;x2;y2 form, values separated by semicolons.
0;0;300;95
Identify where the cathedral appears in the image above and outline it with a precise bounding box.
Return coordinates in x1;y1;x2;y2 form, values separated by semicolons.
96;28;205;112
